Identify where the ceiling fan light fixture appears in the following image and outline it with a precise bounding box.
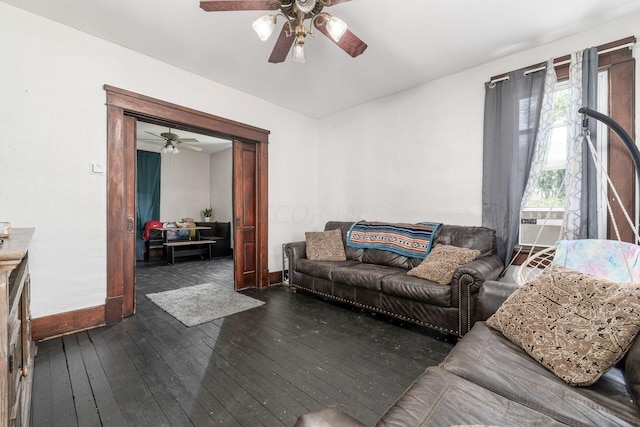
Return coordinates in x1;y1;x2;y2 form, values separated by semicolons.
292;43;306;63
325;16;347;42
252;14;277;41
161;141;179;154
295;0;317;14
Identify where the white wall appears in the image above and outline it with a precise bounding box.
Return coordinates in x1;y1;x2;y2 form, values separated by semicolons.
159;150;210;222
315;12;640;231
0;3;317;318
210;148;234;248
210;148;233;225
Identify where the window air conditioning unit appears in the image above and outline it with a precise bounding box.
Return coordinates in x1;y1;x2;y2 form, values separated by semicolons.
519;208;564;247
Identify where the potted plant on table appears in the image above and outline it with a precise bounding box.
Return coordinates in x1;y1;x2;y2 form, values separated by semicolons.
201;207;213;222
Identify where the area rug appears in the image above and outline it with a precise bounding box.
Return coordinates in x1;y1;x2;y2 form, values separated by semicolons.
146;283;265;327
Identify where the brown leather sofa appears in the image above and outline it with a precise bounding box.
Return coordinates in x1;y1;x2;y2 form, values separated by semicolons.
295;280;640;426
284;221;503;337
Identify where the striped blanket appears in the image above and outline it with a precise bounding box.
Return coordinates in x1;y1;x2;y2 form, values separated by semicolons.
346;221;442;259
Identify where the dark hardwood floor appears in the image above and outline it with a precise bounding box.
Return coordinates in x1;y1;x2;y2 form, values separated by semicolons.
31;256;455;426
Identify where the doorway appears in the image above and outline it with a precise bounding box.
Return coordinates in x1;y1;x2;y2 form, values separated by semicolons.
105;85;270;323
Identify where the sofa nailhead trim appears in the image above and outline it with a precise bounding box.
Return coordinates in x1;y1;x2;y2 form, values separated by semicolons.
291;285;459;336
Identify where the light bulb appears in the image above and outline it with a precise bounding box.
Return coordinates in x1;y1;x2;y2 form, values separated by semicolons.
292;43;306;63
252;15;276;41
326;16;347;42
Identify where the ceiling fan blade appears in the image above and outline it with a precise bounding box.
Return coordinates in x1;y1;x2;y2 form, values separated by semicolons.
144;131;168;140
199;1;279;12
268;23;295;63
314;16;367;58
178;142;203;152
177;138;200;143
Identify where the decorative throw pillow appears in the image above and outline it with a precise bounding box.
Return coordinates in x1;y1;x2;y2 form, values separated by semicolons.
305;229;347;261
486;264;640;386
407;244;480;284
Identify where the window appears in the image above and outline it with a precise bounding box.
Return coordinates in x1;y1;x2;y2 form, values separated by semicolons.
523;81;570;209
520;71;611;247
485;37;636;263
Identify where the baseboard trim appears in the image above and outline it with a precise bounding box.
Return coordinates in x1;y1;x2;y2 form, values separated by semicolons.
269;270;283;285
32;305;106;341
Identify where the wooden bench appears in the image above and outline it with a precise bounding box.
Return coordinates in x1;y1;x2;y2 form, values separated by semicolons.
163;240;216;264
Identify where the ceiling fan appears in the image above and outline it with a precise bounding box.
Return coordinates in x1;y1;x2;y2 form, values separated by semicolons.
200;0;367;63
144;130;203;154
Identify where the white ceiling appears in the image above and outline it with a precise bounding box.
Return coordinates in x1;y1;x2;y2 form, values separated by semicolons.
4;0;640;118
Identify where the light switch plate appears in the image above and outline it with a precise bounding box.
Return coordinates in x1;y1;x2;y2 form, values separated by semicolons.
91;162;105;175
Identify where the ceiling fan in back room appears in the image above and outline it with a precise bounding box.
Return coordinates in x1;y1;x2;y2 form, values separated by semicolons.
199;0;367;63
142;130;204;154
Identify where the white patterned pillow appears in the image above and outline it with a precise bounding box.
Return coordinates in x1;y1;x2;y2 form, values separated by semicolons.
487;264;640;386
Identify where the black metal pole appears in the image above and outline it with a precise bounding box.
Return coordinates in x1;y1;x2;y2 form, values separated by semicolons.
579;107;640;184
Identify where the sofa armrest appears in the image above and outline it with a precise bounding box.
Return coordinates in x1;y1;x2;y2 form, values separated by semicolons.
452;254;504;299
476;280;520;321
452;254;503;336
284;241;306;271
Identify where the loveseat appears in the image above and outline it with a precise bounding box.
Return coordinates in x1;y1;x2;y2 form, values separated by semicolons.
284;221;503;337
295;279;640;426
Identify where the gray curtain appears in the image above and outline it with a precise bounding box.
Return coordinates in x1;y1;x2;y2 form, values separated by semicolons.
482;68;546;266
580;47;599;238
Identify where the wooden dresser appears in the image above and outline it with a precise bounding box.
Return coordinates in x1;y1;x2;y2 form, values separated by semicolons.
0;229;35;427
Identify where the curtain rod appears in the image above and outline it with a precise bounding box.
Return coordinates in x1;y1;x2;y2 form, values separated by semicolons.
488;41;635;87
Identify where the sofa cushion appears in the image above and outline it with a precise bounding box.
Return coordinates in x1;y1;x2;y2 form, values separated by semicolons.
331;264;405;291
407;244;480;285
376;366;565;426
486;264;640;386
305;229;347;261
296;259;361;281
442;322;640;426
381;274;451;307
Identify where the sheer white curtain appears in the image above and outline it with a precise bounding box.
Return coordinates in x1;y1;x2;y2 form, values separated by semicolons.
521;60;558;207
563;51;585;240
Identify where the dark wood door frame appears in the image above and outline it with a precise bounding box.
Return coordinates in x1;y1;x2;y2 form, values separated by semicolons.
105;85;270;323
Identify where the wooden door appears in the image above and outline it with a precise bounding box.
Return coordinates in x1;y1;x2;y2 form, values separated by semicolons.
106;111;137;323
122;116;137;316
233;140;258;289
